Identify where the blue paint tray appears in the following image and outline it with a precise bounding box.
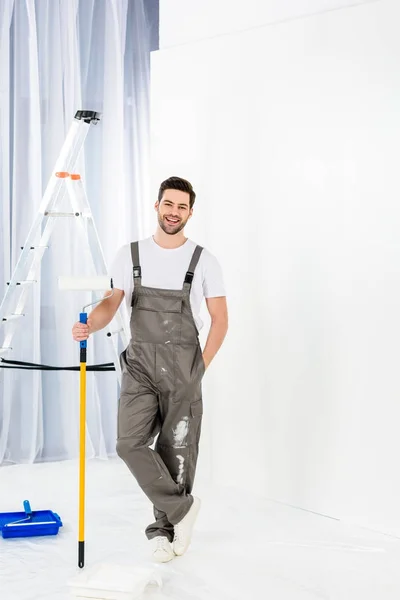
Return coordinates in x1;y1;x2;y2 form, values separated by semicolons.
0;500;63;539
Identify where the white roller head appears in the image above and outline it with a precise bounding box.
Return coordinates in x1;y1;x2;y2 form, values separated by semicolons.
58;276;113;291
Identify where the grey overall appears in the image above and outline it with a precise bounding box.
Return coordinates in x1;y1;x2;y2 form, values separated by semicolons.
116;241;205;541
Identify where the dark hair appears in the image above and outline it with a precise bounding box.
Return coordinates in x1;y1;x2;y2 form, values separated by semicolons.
158;176;196;209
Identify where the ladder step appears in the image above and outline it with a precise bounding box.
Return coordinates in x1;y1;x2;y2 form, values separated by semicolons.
0;347;12;355
7;280;37;286
44;212;81;217
2;314;25;322
107;328;124;337
20;246;49;250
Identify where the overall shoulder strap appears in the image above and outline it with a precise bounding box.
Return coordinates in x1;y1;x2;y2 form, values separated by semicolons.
184;245;204;289
130;241;142;285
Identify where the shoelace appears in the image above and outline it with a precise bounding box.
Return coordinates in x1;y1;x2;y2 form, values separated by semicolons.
157;536;169;549
173;523;183;543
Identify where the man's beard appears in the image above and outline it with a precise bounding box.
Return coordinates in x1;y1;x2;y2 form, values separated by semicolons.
158;211;187;235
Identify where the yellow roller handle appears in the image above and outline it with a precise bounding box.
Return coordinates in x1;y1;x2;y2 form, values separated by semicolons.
78;360;86;567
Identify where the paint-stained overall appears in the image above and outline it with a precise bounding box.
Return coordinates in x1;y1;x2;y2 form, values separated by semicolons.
116;242;205;541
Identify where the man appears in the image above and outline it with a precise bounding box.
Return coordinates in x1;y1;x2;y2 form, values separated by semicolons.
72;176;228;562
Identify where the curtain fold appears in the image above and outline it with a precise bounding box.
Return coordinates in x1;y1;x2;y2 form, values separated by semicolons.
0;0;15;464
0;0;153;464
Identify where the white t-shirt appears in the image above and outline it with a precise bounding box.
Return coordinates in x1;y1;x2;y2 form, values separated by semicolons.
110;237;226;331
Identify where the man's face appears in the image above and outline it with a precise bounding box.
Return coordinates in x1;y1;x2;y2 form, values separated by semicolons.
155;189;193;235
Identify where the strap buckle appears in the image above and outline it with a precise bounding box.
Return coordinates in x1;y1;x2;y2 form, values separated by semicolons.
184;271;194;285
133;266;141;279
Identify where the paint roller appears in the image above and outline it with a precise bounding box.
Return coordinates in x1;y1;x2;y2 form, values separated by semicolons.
60;277;166;595
58;275;113;568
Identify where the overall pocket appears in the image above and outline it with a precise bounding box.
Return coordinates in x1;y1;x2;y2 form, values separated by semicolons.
132;295;183;344
136;295;182;313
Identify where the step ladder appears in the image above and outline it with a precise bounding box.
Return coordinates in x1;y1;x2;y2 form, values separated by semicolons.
0;110;129;383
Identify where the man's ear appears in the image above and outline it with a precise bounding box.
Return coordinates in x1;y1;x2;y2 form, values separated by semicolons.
154;201;159;211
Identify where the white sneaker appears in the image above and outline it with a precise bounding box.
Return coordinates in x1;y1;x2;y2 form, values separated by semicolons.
152;536;174;563
173;497;201;556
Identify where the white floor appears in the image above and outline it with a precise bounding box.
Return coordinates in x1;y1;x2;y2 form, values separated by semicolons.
1;458;400;600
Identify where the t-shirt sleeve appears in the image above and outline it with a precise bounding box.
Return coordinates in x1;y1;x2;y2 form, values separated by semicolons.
202;251;226;298
109;244;129;292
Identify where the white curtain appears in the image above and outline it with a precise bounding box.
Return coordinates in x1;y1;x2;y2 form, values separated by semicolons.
0;0;153;464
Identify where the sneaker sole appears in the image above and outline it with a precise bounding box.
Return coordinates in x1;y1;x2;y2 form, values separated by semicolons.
153;552;175;563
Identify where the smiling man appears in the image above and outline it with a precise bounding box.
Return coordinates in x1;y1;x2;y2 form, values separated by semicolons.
72;176;228;563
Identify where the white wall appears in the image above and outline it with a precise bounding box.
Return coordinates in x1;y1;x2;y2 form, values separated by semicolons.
151;0;400;535
159;0;373;48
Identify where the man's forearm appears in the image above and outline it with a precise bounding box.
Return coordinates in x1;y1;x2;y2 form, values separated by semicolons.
202;317;228;369
88;301;116;334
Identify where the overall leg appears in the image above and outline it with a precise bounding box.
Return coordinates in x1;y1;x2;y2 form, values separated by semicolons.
116;351;193;535
145;344;204;541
